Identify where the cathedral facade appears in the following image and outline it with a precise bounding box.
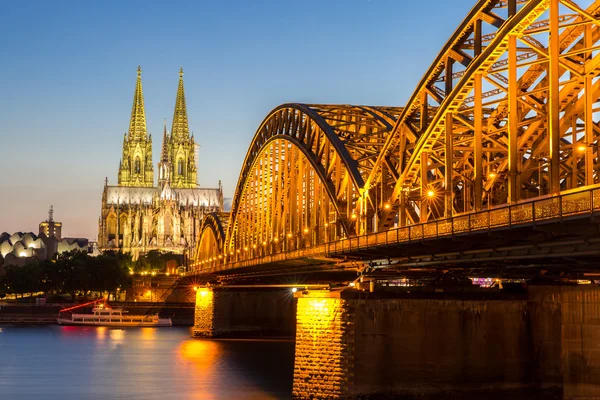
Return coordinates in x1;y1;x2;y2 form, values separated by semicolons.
98;67;223;260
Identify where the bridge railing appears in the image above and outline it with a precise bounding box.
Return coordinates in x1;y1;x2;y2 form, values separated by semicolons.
189;185;600;275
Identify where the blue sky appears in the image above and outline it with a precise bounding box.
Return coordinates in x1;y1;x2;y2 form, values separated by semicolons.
0;0;478;239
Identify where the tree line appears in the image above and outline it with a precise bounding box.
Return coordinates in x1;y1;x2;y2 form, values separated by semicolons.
0;250;183;301
0;250;181;300
0;251;133;301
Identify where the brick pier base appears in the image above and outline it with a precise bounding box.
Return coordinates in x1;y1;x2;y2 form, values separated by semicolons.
292;286;600;399
192;287;296;338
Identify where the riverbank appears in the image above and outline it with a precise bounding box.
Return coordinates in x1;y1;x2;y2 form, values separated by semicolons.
0;303;196;325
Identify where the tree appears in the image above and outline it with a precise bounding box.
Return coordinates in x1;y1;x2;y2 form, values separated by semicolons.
56;250;92;300
0;250;134;302
1;262;43;299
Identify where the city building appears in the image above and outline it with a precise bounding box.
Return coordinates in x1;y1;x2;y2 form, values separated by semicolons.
97;67;224;260
0;208;94;269
38;205;62;240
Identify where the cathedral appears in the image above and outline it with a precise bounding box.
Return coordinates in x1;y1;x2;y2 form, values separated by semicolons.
98;67;224;260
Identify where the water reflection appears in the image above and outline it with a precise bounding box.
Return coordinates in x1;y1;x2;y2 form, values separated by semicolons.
0;326;294;400
108;328;125;348
96;326;107;341
178;339;221;374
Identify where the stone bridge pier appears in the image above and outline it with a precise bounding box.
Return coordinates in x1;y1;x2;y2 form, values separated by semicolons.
192;287;296;338
192;285;600;399
292;286;600;400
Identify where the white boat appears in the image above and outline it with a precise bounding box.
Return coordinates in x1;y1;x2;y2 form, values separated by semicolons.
57;304;172;327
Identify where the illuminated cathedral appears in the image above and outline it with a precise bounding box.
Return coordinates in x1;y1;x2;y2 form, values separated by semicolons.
98;67;223;259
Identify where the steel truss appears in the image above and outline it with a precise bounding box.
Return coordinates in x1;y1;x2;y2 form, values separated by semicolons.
194;213;226;268
194;0;600;270
367;0;600;230
204;104;401;265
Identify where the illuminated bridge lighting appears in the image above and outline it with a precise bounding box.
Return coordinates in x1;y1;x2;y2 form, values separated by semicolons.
190;0;600;275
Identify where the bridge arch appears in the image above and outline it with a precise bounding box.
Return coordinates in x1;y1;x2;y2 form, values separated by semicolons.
363;0;600;229
195;213;226;268
225;104;402;260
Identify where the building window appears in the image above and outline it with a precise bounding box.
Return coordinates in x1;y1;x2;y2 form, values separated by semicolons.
178;159;183;176
135;157;141;174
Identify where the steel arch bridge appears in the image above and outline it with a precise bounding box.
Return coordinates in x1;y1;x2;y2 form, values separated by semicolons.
192;0;600;275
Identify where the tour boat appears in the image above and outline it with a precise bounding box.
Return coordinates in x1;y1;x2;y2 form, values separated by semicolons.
57;300;172;327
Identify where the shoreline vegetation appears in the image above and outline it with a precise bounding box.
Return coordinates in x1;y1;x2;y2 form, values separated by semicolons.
0;250;181;303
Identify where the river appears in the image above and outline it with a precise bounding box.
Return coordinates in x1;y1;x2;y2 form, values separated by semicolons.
0;325;295;400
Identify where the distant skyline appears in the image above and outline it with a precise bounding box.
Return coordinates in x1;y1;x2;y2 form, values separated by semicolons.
0;0;478;239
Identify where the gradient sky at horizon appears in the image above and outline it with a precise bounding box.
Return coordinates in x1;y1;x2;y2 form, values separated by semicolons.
0;0;479;239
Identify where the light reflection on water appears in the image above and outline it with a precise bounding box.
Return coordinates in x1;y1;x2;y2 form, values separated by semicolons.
0;325;294;400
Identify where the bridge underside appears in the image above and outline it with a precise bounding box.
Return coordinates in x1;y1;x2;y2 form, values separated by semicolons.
350;212;600;281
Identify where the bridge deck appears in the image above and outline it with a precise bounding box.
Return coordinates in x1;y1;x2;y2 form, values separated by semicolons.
188;185;600;278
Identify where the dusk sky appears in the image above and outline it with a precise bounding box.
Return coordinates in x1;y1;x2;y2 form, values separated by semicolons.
0;0;478;239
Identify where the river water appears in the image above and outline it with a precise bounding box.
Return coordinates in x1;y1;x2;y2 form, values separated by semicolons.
0;325;295;400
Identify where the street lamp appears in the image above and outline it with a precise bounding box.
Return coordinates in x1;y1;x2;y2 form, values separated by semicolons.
530;154;547;197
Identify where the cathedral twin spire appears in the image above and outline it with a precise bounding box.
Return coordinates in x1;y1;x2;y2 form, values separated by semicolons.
171;68;190;141
129;66;147;140
118;66;153;187
119;66;197;189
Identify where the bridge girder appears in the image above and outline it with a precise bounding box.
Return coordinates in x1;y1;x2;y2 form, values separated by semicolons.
219;104;401;263
363;0;600;230
195;213;226;268
193;0;600;274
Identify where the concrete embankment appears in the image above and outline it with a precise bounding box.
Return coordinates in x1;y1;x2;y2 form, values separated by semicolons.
0;303;195;325
0;305;63;324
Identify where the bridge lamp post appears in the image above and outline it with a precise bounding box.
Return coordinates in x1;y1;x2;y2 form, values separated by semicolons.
576;143;596;186
303;227;310;248
350;212;358;236
486;172;500;207
262;241;268;256
420;189;436;223
529;155;547;197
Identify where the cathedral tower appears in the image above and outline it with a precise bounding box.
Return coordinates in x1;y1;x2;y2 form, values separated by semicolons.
158;119;171;188
167;67;197;189
118;66;154;187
